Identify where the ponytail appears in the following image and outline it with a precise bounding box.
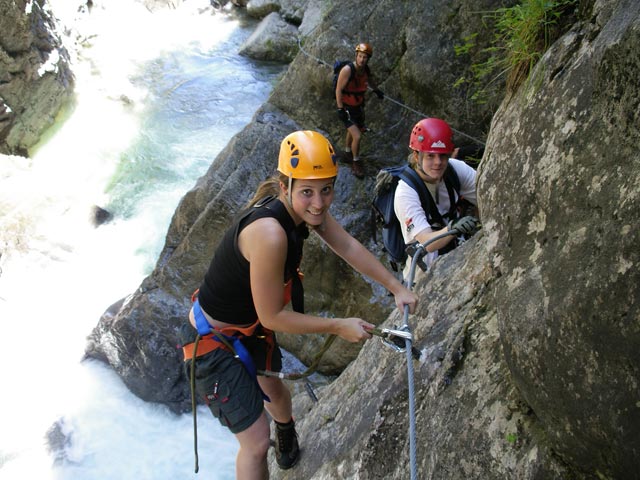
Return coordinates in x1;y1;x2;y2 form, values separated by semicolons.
246;173;290;208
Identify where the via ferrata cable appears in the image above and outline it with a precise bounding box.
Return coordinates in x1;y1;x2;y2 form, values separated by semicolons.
296;38;486;147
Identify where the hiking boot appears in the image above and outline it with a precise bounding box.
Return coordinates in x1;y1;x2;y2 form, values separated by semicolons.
351;159;365;179
274;419;299;470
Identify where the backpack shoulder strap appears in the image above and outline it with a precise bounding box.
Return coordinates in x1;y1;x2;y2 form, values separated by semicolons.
443;164;461;219
444;163;460;191
397;166;446;226
346;61;356;83
397;166;429;204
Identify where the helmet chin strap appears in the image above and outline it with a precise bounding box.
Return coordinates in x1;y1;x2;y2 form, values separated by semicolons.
287;175;293;208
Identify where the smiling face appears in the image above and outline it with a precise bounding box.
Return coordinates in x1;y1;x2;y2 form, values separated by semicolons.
282;177;336;226
418;151;450;183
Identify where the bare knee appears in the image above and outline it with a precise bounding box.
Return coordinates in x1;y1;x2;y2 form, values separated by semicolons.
237;413;271;458
241;434;270;459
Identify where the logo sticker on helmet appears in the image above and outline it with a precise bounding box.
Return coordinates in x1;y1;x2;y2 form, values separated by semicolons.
431;140;446;148
291;157;299;168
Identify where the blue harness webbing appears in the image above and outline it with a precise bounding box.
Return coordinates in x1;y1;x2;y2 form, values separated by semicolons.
192;299;269;401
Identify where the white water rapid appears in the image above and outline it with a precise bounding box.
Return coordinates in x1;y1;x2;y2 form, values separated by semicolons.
0;2;284;478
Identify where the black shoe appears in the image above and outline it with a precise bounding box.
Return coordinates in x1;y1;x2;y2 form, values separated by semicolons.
274;419;300;470
351;159;365;179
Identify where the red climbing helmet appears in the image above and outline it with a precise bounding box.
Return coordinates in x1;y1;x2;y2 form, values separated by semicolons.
409;118;455;154
355;43;373;57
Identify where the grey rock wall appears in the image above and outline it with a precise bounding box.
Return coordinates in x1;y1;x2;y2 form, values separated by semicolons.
478;0;640;477
0;0;74;155
271;236;572;479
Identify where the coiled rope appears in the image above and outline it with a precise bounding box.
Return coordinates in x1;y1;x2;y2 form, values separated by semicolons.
296;38;486;147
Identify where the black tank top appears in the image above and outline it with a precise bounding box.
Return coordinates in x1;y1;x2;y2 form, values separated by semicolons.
197;197;307;325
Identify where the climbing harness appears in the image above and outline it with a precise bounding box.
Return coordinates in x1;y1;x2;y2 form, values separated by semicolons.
374;228;462;480
185;296;273;473
184;296;336;473
296;38;486;147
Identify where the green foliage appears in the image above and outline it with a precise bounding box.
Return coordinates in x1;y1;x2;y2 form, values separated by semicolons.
506;432;518;444
455;0;578;103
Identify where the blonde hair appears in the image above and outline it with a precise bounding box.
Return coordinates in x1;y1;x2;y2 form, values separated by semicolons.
408;150;419;170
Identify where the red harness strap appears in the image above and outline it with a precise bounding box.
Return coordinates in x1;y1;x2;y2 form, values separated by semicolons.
182;318;262;361
182;336;221;360
183;277;298;363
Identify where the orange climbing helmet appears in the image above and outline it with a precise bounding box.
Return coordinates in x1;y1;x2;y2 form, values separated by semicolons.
409;118;455;154
355;42;373;57
278;131;338;179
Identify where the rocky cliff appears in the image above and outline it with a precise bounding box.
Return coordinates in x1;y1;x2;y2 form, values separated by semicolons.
268;2;640;477
268;1;640;478
0;0;74;155
478;0;640;476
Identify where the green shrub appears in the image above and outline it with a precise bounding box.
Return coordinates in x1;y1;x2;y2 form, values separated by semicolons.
456;0;578;103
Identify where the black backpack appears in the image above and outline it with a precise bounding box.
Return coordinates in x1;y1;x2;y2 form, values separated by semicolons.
332;60;371;95
332;60;355;93
371;165;460;270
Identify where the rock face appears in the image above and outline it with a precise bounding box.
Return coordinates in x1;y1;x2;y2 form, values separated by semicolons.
238;11;299;62
272;236;572;479
0;0;74;155
83;0;640;478
478;1;640;477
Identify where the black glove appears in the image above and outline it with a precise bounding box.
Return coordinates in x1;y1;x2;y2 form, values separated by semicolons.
448;216;479;236
373;88;384;99
337;108;349;122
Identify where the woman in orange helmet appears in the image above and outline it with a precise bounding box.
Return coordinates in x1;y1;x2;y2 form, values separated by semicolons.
181;130;417;479
335;42;384;179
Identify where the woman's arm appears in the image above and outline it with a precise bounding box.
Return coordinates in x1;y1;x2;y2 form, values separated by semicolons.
315;214;418;313
240;217;373;342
